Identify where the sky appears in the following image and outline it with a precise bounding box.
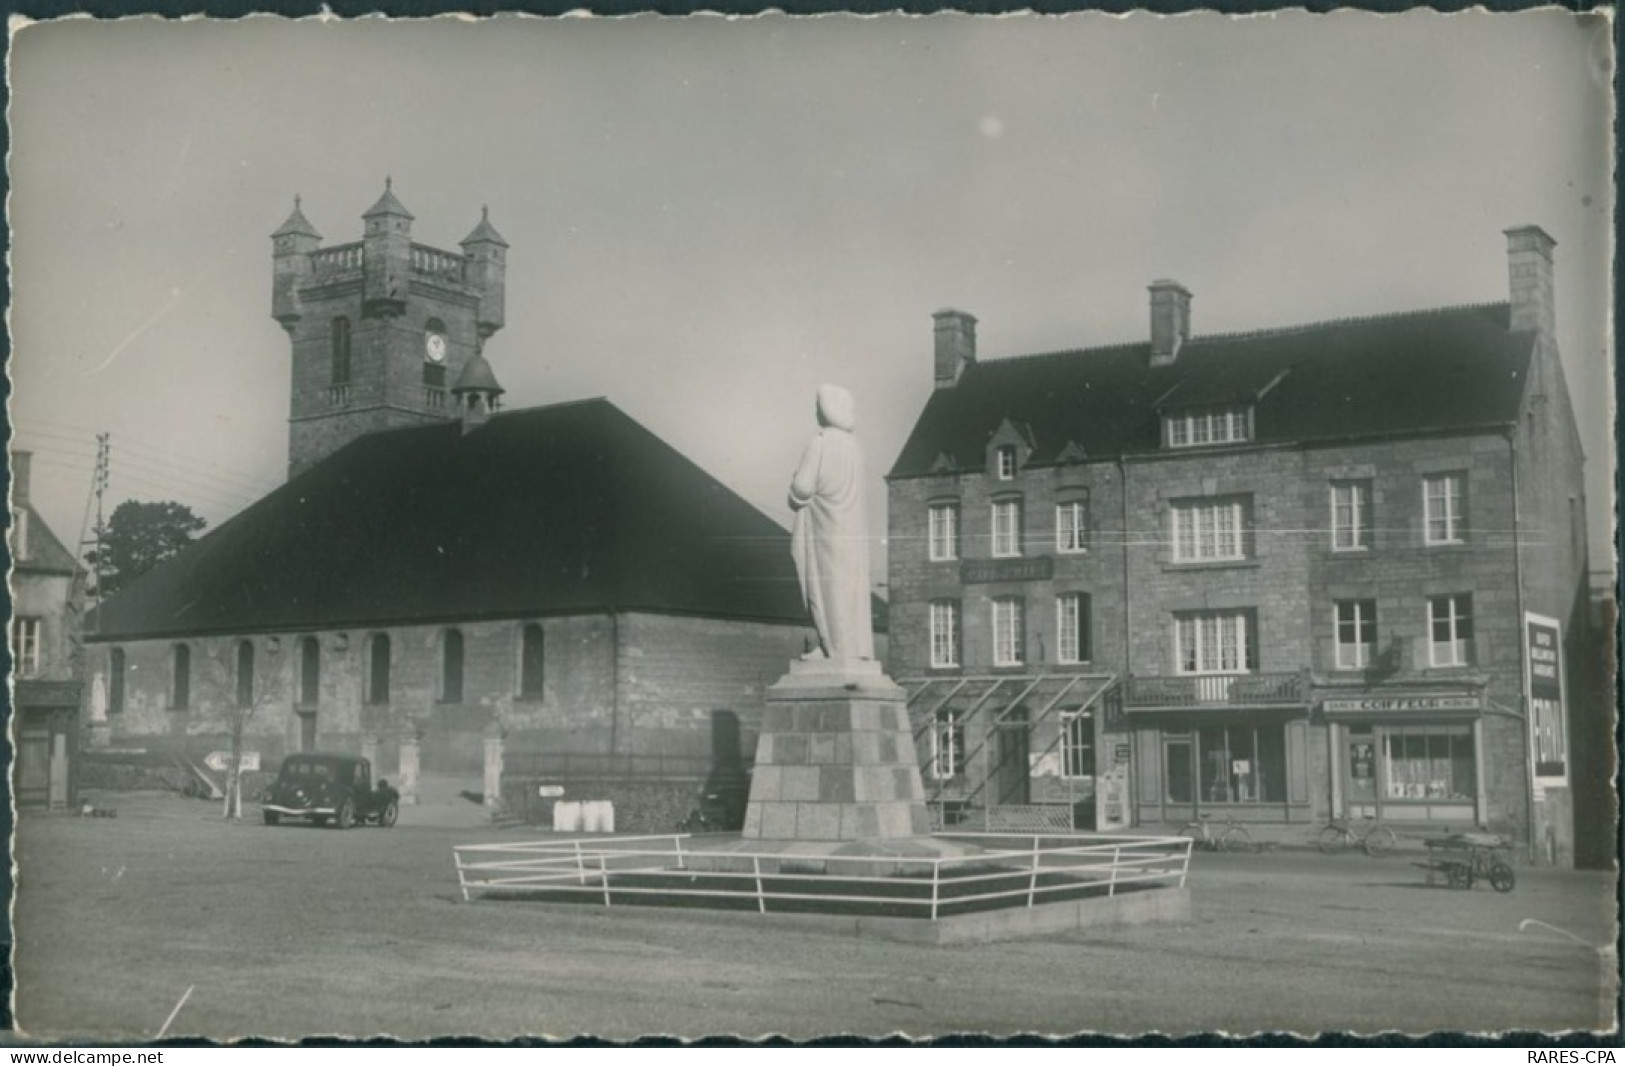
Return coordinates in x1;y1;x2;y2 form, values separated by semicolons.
7;12;1615;583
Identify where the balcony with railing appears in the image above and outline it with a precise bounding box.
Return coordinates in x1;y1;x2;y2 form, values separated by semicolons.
423;386;447;410
410;243;466;283
311;242;364;275
1120;671;1308;712
326;384;353;408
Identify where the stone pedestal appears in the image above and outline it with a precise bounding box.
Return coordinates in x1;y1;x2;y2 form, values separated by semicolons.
397;728;421;807
741;660;931;842
483;724;505;811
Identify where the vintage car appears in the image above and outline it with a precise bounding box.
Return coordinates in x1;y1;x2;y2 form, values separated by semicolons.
261;753;399;829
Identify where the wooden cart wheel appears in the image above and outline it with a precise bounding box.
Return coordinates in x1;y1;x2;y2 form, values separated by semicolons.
1489;861;1516;893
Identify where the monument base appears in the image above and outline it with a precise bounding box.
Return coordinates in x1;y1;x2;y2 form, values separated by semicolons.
740;658;932;842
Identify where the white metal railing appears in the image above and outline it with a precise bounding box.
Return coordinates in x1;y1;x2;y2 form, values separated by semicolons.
452;832;1192;917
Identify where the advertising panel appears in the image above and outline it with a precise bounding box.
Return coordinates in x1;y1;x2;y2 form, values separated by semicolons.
1525;612;1569;787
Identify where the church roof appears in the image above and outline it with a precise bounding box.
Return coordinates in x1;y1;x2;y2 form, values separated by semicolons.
451;352;504;395
271;197;321;240
88;400;810;640
461;206;509;248
889;302;1534;478
361;178;415;221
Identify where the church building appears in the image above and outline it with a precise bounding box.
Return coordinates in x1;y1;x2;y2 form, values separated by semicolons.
84;184;814;821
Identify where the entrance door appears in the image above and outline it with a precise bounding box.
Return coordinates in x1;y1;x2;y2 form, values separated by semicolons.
15;724;49;808
1344;731;1379;819
994;710;1030;805
1163;735;1195;819
299;712;317;753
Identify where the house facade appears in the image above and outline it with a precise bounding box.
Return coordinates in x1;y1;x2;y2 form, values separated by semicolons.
10;451;84;809
84;187;814;826
886;226;1598;863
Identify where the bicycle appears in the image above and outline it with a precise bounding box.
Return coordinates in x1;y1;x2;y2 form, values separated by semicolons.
1180;812;1254;853
1316;815;1397;857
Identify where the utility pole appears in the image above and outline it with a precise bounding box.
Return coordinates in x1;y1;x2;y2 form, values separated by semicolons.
74;433;110;621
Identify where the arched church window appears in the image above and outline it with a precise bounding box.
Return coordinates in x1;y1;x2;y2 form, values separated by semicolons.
331;317;352;386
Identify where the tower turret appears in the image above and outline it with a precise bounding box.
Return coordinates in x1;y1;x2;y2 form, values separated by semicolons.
270;196;321;332
460;206;509;341
451;351;505;434
361;177;414;320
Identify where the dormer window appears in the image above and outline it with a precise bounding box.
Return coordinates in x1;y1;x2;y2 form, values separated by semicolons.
995;445;1018;480
1166;406;1252;448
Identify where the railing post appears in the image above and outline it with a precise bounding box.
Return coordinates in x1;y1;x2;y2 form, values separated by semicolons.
930;862;941;921
1179;837;1192;888
675;833;687;871
454;849;469;903
753;857;766;915
599;853;611;907
574;840;586;885
1109;845;1120;897
1027;836;1040;908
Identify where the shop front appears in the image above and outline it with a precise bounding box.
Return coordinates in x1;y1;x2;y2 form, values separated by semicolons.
1129;709;1316;825
1320;689;1487;825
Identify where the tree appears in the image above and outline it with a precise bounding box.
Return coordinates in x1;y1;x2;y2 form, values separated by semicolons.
86;499;206;596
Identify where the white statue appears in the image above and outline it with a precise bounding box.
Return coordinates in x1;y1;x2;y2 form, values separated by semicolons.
789;385;875;663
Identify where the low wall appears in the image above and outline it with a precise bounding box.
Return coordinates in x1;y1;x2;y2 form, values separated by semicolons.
500;775;701;835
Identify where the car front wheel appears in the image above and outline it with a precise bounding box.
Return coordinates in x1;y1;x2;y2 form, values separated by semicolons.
335;799;354;830
377;799;398;828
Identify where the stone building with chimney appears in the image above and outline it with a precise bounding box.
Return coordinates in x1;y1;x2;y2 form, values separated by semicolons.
886;226;1603;864
83;184;814;827
9;450;85;809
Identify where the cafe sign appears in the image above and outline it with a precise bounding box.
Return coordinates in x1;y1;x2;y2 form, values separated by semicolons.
1322;694;1482;714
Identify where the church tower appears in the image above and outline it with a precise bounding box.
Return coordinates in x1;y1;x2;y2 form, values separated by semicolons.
270;181;509;478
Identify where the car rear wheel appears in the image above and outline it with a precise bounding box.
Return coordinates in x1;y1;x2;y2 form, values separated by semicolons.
263;810;280;826
377;799;398;828
335;799;355;830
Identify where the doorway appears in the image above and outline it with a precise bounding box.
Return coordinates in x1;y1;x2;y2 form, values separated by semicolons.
994;708;1030;805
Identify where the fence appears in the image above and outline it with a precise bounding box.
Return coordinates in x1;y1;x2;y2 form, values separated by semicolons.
452;832;1192;919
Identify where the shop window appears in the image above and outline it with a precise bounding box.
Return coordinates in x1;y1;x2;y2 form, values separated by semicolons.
171;643;191;710
929;600;960;668
109;647;126;715
1061;711;1095;778
441;628;465;703
1056;592;1091;664
991;498;1023;558
235;640;255;707
1056;495;1089;553
1334;600;1377;670
298;636;319;707
519;624;545;700
1382;725;1475;802
1170;496;1251;562
928;502;959;562
1197;724;1286;804
929;711;964;779
11;616;41;677
366;633;391;704
1428;594;1474;667
1423;472;1467;545
1330;480;1372;551
992;597;1025;667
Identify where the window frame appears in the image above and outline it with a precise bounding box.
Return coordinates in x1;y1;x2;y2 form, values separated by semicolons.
1169;496;1249;563
171;643;191;711
235;639;255;707
1174;610;1257;675
1055;592;1090;665
331;316;352;386
109;647;126;715
440;628;465;704
927;501;960;562
518;623;546;700
297;636;320;707
1423;472;1467;545
11;616;41;677
992;596;1026;667
928;600;960;669
991;498;1023;558
1165;406;1252;449
1330;479;1373;552
1060;710;1095;779
995;445;1017;481
1333;600;1377;670
366;632;392;705
1055;496;1089;554
1427;594;1475;667
928;710;965;780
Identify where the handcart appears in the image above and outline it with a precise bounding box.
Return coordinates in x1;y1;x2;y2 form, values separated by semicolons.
1417;831;1515;892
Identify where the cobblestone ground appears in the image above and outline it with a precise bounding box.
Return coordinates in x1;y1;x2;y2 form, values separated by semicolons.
10;792;1619;1042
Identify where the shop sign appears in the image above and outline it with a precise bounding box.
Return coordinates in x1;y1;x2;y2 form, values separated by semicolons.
1322;695;1481;713
1525;613;1568;786
960;556;1054;585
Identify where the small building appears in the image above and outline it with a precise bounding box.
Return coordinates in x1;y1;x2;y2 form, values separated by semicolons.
886;226;1597;862
84;185;814;823
10;451;84;809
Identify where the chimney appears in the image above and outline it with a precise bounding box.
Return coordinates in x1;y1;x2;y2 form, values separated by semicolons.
1149;280;1192;366
1505;225;1557;346
933;309;977;389
11;450;32;506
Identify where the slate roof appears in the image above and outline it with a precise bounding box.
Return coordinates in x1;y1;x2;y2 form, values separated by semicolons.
13;505;80;577
91;400;809;641
890;302;1534;478
271;197;321;240
460;206;509;249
